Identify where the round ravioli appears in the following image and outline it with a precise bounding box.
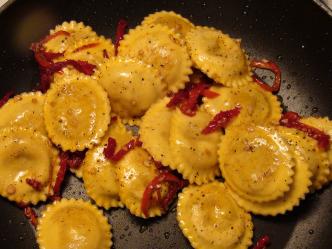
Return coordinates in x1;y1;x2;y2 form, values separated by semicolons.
0;127;59;204
118;24;192;92
37;199;112;249
169;108;221;185
82;118;132;209
203;84;281;127
116;147;163;218
177;182;253;249
219;125;295;203
142;11;194;39
301;116;332;182
277;126;329;190
44;74;111;151
227;143;312;216
186;26;251;87
97;57;165;119
61;36;114;67
45;21;97;53
0;91;47;135
140;97;173;167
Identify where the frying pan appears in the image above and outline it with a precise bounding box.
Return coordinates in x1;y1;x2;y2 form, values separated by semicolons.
0;0;331;248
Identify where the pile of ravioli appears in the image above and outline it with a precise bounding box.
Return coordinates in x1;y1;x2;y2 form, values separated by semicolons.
0;11;331;249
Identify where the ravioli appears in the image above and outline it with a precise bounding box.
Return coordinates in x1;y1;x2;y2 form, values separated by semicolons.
169;108;221;185
62;36;114;67
301;116;332;182
0;127;59;204
219;125;295;202
277;126;330;190
45;21;97;53
227;139;312;216
97;57;165;120
118;24;192;92
0;91;47;135
177;182;253;249
37;199;112;249
82;118;132;209
44;73;111;151
116;147;163;218
142;11;194;39
140;97;174;167
203;84;281;127
186;26;251;87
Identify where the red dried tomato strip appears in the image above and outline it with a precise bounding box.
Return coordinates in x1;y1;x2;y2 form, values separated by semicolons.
33;51;55;68
72;42;99;53
37;68;52;93
253;235;271;249
250;59;281;93
52;152;69;198
202;89;219;98
30;31;70;53
179;83;208;116
30;30;70;67
103;136;142;161
103;137;117;159
166;88;188;108
37;60;96;93
167;82;218;116
0;91;14;108
40;30;70;45
111;115;118;122
152;159;170;173
65;150;86;169
49;60;96;75
141;172;186;217
26;178;43;191
111;137;142;161
24;206;38;228
114;19;128;56
202;106;241;134
43;51;64;61
280;112;330;150
31;31;96;93
103;49;109;59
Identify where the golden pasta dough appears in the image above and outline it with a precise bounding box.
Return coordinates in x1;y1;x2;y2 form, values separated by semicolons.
177;182;253;249
142;11;194;39
219;125;295;203
44;73;111;151
0;127;59;204
116;147;163;218
37;199;112;249
277;126;329;190
227;132;312;215
169;108;221;185
118;24;192;92
301;116;332;182
82;117;132;209
0;91;47;135
203;84;281;127
186;26;251;87
97;57;165;120
61;36;114;67
140;97;174;168
45;21;97;53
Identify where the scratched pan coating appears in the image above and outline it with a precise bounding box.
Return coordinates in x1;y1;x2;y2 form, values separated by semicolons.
0;0;331;248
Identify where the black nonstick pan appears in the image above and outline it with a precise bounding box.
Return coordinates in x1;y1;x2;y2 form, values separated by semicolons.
0;0;331;248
